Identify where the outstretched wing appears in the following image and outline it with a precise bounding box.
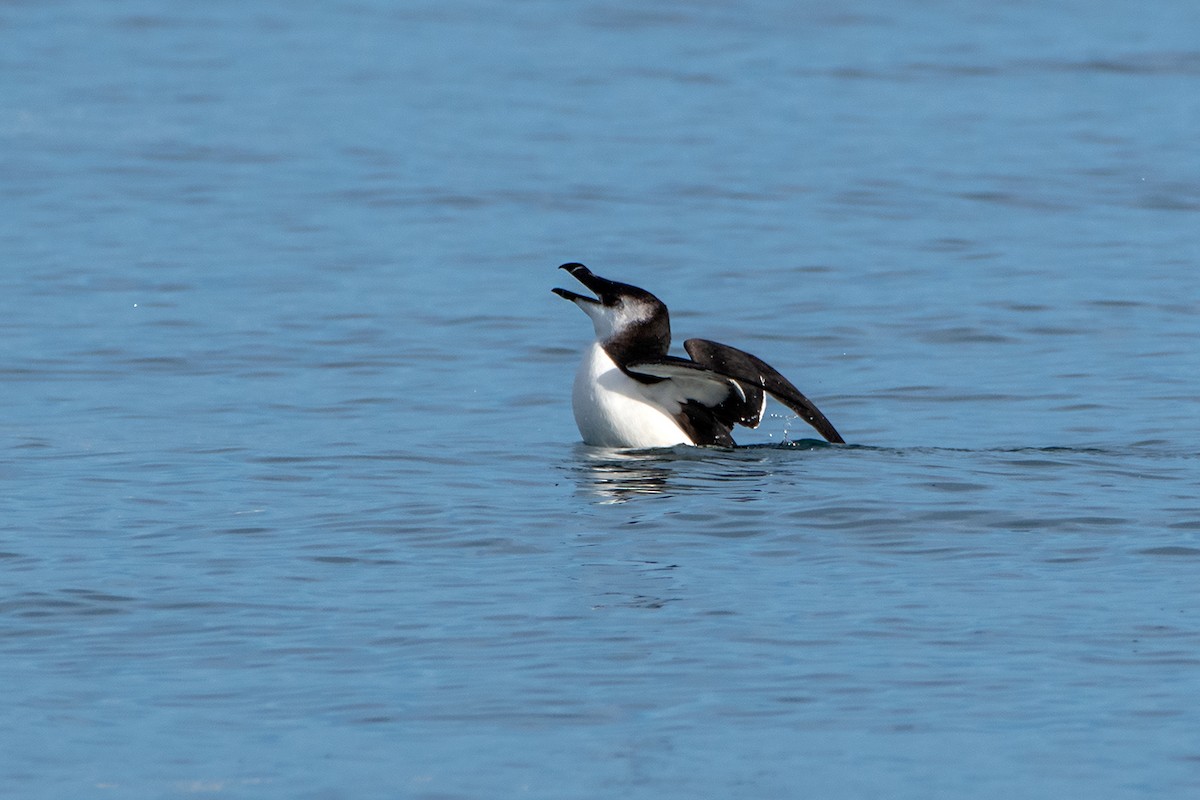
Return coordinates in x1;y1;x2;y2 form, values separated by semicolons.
622;356;762;447
623;356;741;405
684;339;845;444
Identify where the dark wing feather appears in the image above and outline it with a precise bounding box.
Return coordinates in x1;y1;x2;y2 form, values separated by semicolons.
684;339;845;444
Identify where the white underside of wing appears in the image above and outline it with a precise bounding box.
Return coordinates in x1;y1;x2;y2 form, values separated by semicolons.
624;361;743;407
570;343;694;448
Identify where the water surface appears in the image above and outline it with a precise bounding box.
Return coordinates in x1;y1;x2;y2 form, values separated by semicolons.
3;1;1199;798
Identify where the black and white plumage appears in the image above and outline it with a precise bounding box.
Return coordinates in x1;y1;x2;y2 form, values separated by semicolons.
552;263;845;448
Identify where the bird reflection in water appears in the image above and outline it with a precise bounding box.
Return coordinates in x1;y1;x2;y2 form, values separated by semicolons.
570;445;682;504
568;439;836;504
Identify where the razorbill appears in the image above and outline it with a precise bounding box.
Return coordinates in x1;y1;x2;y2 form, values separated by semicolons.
552;263;845;448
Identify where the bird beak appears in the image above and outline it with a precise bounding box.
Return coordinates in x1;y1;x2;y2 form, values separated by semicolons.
552;262;617;306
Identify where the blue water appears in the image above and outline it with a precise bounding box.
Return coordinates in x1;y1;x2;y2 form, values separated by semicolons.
4;1;1200;798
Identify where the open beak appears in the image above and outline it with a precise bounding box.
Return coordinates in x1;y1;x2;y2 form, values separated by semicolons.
552;262;617;306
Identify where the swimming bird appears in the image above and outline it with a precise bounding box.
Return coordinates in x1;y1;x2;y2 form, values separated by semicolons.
553;263;845;448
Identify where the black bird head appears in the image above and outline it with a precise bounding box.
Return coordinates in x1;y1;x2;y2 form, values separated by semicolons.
553;263;671;355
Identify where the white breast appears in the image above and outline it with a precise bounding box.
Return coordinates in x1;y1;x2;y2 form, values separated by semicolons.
571;343;692;448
